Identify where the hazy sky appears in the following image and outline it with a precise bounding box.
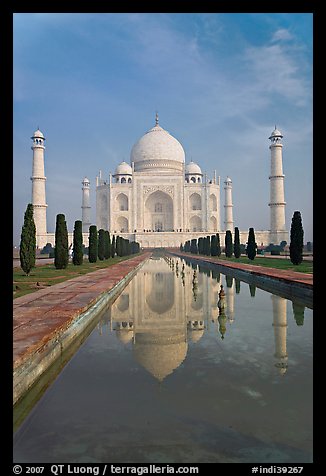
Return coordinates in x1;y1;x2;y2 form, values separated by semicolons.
13;13;313;245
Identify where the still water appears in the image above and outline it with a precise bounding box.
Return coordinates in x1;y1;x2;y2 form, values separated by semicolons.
13;256;313;463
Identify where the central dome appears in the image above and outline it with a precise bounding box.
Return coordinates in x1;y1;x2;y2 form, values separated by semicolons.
130;121;185;173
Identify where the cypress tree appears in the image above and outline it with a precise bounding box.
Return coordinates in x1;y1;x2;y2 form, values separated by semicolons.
205;236;211;256
54;214;69;269
247;227;257;260
98;229;106;260
88;225;98;263
116;236;123;257
105;231;111;259
289;211;304;265
198;237;204;255
225;230;233;258
111;235;116;258
211;234;218;256
72;220;83;265
234;227;241;258
190;238;198;254
216;233;221;257
180;243;184;252
19;203;36;276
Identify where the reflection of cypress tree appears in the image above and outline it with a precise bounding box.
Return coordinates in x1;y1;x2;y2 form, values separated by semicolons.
226;275;233;288
192;284;198;301
249;284;256;297
192;263;197;270
205;268;211;277
292;301;305;326
216;272;220;283
235;278;241;294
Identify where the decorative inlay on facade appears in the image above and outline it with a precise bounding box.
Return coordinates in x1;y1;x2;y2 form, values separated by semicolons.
143;185;174;196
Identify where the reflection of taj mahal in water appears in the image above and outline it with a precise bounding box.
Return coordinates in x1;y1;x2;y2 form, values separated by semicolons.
96;257;296;382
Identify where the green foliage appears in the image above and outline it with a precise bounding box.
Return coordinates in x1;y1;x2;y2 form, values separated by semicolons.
216;233;221;257
88;225;98;263
98;229;106;260
180;243;184;252
210;234;218;256
131;241;140;254
190;238;198;254
203;236;211;255
246;227;257;260
104;231;111;259
198;237;204;255
116;236;122;257
111;235;116;258
54;214;69;269
40;242;53;255
225;230;233;258
234;227;241;258
290;211;304;265
19;203;36;276
72;220;83;265
184;240;190;252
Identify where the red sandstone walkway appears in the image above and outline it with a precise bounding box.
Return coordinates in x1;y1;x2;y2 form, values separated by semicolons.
171;251;313;288
13;252;151;370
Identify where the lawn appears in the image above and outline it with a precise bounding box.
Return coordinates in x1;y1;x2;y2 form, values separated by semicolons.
210;255;313;273
13;255;138;299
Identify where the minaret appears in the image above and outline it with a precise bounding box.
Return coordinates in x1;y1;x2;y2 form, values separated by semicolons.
271;295;288;375
82;177;91;232
269;126;286;244
224;176;234;232
31;128;47;248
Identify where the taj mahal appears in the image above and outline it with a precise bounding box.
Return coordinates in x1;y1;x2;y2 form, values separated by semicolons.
30;114;288;249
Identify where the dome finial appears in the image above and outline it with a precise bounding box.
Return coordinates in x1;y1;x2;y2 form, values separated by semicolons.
155;111;159;126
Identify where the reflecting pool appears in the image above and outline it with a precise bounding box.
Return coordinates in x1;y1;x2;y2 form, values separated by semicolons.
13;256;313;463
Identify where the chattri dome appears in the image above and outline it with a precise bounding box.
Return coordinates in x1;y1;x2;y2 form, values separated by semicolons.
114;161;132;175
269;126;283;139
185;161;202;175
130;119;185;173
32;129;44;138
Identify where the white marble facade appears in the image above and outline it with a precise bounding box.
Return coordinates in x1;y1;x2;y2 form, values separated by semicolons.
96;117;221;248
30;119;288;249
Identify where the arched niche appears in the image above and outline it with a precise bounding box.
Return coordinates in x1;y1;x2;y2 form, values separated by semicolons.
144;190;173;232
189;193;202;210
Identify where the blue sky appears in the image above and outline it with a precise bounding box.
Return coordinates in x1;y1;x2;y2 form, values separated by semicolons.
13;13;313;245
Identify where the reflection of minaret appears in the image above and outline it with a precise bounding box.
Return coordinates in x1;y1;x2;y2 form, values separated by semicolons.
226;279;235;323
271;295;288;375
224;176;234;232
82;177;91;233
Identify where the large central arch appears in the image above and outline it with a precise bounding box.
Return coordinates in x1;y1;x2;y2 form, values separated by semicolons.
144;190;174;231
